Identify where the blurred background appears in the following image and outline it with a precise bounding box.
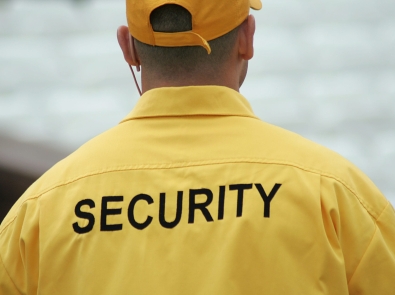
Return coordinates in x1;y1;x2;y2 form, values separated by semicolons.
0;0;394;221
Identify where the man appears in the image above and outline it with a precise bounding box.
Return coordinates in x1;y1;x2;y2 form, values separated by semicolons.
1;0;394;294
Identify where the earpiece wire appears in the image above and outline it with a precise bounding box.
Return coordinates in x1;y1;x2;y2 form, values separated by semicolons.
129;64;142;96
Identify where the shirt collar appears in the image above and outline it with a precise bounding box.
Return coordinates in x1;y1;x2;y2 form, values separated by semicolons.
120;86;258;123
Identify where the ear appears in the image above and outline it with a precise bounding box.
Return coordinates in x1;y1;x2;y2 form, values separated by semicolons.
117;26;141;69
238;15;256;61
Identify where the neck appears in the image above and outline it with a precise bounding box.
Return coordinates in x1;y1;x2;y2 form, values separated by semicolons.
140;66;241;94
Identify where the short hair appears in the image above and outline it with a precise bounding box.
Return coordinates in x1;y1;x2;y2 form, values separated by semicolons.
134;4;240;77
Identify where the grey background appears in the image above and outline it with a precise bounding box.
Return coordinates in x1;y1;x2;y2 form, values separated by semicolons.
0;0;394;204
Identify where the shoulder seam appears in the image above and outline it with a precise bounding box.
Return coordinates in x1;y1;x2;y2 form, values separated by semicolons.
319;173;379;219
0;157;378;231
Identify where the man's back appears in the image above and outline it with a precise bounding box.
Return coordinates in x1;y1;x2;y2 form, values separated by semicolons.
1;86;394;294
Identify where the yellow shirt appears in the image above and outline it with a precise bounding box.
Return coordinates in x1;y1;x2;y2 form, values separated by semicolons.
1;86;395;295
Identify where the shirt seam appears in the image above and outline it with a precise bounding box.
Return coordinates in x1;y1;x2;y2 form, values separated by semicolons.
0;248;21;294
347;202;389;285
0;157;379;235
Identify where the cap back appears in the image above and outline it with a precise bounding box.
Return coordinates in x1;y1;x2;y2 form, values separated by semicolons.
126;0;262;53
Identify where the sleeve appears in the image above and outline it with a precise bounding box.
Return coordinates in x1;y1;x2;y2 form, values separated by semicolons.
0;252;21;295
348;202;395;294
321;174;395;295
0;199;40;295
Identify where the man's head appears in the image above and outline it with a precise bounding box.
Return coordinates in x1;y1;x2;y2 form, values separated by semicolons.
117;0;261;92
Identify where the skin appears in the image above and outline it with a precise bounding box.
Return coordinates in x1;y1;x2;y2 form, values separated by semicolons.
117;15;256;94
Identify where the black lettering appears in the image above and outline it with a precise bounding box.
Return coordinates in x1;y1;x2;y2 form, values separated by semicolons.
128;194;153;230
189;189;214;223
73;199;95;234
159;191;183;229
229;184;253;217
218;186;226;220
101;196;123;231
255;183;282;218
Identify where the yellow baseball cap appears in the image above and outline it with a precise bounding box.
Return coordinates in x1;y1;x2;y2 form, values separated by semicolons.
126;0;262;54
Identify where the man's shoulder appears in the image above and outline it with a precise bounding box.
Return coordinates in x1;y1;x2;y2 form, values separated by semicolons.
243;119;388;217
0;125;123;228
229;117;352;175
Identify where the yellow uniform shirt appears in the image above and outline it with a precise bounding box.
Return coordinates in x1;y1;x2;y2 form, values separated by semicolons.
1;86;395;295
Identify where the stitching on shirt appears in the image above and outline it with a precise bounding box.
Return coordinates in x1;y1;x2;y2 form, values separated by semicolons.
0;158;379;235
347;202;389;285
0;248;22;294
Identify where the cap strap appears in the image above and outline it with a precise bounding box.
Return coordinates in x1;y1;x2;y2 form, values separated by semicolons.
153;31;212;54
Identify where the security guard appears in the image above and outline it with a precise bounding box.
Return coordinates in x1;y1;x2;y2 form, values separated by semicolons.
1;0;395;294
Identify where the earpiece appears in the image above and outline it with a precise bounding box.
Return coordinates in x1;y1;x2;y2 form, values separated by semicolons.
129;35;141;72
